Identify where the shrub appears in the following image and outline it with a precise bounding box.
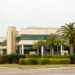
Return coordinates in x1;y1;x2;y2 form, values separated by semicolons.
49;58;70;64
70;55;75;64
43;55;52;58
19;58;38;65
2;55;9;63
2;54;26;64
40;58;50;64
51;55;70;58
19;58;70;65
0;55;3;64
19;58;26;64
28;58;38;65
0;54;71;64
43;55;70;58
26;54;38;58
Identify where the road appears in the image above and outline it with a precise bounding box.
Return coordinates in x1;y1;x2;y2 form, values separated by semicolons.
0;67;75;75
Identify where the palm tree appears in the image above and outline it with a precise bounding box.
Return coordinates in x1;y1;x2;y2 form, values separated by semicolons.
46;34;57;55
33;40;44;58
56;35;69;55
55;35;61;55
57;22;75;54
33;42;39;55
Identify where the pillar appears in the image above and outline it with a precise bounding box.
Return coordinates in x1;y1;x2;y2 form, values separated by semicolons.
41;46;44;58
20;45;22;55
22;45;24;55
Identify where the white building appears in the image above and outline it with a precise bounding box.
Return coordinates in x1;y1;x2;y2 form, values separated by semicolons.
0;37;7;55
6;26;68;55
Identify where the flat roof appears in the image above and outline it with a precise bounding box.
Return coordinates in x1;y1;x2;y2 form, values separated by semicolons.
23;27;59;30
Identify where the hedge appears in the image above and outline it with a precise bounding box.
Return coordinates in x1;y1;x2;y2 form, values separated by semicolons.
25;54;38;58
70;55;75;64
50;55;70;58
19;58;70;65
0;54;26;64
0;54;73;64
49;58;70;64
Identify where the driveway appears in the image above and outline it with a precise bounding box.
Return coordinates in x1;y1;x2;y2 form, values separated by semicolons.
0;67;75;75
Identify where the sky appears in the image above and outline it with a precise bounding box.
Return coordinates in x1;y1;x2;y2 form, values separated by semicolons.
0;0;75;36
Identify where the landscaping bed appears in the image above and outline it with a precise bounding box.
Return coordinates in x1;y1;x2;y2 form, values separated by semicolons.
0;54;74;65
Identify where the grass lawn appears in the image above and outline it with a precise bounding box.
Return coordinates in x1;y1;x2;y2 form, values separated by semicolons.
0;64;75;69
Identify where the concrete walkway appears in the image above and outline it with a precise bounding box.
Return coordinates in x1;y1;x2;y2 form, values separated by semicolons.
0;67;75;75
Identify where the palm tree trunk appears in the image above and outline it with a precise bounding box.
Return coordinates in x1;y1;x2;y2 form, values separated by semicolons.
70;44;74;55
61;44;63;55
52;46;54;55
57;45;59;55
49;46;51;55
37;49;39;55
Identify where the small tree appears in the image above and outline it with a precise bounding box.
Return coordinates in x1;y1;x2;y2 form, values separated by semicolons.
33;42;39;55
46;34;57;55
56;35;69;55
33;40;44;58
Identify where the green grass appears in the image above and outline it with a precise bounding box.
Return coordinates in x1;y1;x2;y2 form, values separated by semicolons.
0;64;75;69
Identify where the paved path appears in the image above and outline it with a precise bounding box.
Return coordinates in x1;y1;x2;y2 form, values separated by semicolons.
0;67;75;75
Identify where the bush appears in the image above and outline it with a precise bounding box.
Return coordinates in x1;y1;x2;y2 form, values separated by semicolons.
49;58;70;64
70;55;75;64
26;54;38;58
19;58;38;65
28;58;38;65
38;58;50;65
19;58;26;64
19;58;70;65
51;55;70;58
43;55;52;58
43;55;70;58
0;55;3;64
2;54;26;64
42;58;50;64
2;55;9;63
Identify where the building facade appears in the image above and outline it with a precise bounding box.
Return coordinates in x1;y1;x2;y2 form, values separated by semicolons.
0;26;67;55
7;26;58;54
0;37;7;55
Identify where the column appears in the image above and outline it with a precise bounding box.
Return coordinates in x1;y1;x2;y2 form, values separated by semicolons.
22;45;24;55
20;45;22;55
41;46;44;58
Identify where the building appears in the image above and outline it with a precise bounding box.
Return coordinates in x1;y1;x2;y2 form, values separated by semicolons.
0;37;7;55
6;26;68;55
0;26;68;55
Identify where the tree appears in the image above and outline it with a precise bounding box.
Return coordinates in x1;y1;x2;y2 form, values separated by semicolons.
56;35;69;55
55;35;61;55
57;22;75;54
46;34;57;55
33;40;44;58
33;41;39;55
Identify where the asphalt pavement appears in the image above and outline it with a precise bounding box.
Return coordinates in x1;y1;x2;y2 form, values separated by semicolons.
0;67;75;75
